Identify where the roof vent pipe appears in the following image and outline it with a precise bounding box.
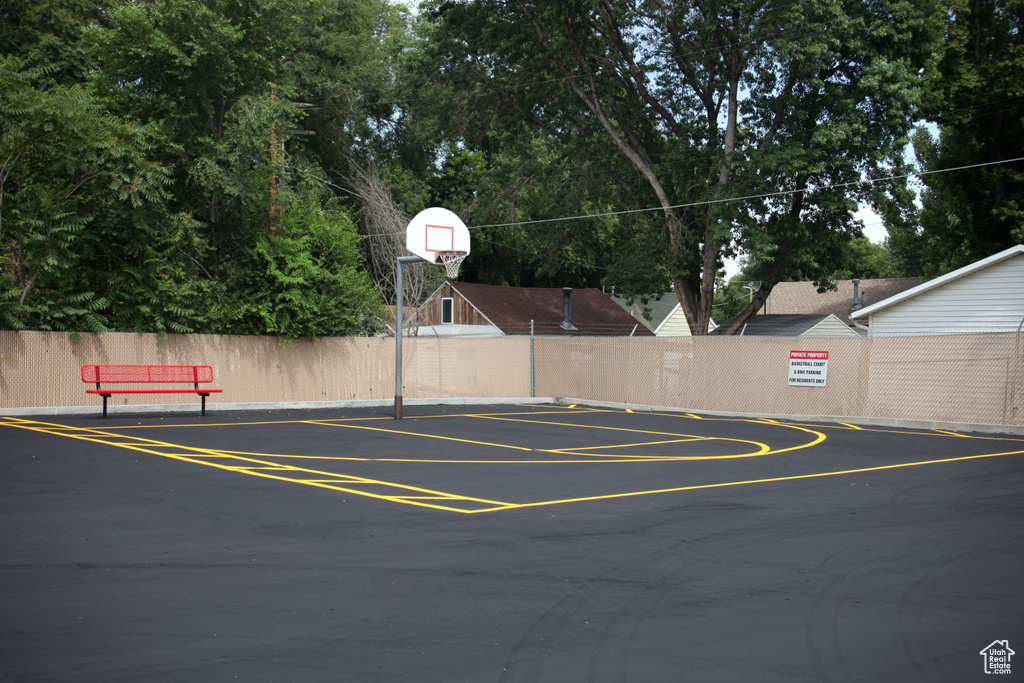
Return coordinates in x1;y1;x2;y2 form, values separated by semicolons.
851;279;861;311
561;287;578;331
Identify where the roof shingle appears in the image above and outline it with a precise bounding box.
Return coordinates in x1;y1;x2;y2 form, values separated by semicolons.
451;283;654;336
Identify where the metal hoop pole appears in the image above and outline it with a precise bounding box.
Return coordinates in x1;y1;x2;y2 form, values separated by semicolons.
395;255;424;419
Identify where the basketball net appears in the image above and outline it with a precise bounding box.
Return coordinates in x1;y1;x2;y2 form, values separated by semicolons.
437;251;467;279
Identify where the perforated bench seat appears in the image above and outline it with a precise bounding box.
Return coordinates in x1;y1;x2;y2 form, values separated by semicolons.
81;364;222;417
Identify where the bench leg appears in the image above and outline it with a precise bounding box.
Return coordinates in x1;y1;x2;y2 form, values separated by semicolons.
200;393;208;417
102;394;109;418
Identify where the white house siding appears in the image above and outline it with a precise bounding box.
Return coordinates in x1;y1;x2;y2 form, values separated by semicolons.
866;253;1024;336
653;306;720;336
654;305;693;336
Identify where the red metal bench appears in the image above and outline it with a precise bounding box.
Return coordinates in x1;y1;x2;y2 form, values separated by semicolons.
81;364;222;417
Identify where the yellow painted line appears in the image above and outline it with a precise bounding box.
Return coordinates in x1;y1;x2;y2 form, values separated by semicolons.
239;466;295;471
1;413;825;462
838;423;864;430
466;449;1024;512
209;449;679;464
137;453;513;512
80;408;586;430
543;437;773;460
485;414;828;457
0;419;234;454
548;437;725;451
472;414;724;437
305;420;535;451
0;418;514;513
207;468;511;513
8;414;1017;515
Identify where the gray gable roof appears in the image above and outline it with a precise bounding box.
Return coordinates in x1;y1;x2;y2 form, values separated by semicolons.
850;244;1024;319
765;278;921;325
712;314;855;337
609;292;679;331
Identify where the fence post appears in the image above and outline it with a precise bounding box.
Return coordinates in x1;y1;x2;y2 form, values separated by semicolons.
530;320;535;398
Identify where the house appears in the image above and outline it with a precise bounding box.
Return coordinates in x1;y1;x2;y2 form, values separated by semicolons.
763;277;922;328
710;313;860;337
850;245;1024;337
412;282;655;337
610;290;716;336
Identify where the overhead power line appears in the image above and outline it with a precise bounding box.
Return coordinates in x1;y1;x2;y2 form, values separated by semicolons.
465;156;1024;230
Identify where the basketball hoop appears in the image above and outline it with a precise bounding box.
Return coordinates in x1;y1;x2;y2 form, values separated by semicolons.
437;250;467;279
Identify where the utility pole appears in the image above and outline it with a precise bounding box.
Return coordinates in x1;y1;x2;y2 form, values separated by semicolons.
268;86;315;232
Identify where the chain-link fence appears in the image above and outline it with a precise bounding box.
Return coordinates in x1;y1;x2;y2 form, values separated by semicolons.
2;330;1021;427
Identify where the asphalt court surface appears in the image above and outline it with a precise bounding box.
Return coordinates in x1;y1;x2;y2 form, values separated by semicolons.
3;404;1020;513
3;403;1024;681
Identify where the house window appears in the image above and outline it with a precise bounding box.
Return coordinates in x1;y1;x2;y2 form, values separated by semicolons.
441;297;454;324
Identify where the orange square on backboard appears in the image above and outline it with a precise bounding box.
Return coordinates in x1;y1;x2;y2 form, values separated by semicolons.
425;225;454;252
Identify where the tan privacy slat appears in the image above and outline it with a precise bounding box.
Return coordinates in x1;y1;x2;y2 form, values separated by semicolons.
3;331;1022;426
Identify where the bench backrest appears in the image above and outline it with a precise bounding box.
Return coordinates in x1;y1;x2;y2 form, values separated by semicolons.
81;364;215;384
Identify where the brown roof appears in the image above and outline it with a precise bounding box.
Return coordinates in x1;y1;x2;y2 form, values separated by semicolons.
450;282;654;336
763;278;921;326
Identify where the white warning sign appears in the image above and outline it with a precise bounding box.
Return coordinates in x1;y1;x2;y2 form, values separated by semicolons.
788;350;829;387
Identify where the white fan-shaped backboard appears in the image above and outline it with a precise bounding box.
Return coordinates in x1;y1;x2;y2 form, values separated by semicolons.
406;207;471;264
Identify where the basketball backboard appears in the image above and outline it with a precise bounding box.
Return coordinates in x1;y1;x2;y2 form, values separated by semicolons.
406;207;471;264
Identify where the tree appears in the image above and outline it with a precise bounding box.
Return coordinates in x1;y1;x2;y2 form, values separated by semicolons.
827;236;897;280
289;0;418;175
712;275;759;325
0;56;196;332
1;0;202;332
0;0;108;85
419;0;940;333
74;0;390;336
212;169;384;338
86;0;307;263
348;160;439;321
912;0;1024;277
